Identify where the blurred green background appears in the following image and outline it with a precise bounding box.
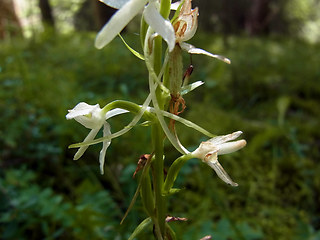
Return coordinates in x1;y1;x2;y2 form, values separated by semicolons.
1;0;320;239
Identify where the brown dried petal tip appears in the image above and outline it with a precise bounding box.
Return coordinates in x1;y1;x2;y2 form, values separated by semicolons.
165;216;188;222
199;236;212;240
133;154;150;178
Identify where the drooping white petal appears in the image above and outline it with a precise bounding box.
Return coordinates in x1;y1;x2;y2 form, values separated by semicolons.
74;128;100;160
99;122;112;174
180;42;231;64
66;102;100;119
99;0;130;9
95;0;148;49
208;131;243;145
143;1;176;52
218;140;247;155
205;157;238;187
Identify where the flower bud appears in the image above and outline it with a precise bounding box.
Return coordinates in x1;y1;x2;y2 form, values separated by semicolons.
173;0;198;43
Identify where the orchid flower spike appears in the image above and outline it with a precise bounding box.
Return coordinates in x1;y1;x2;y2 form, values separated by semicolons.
96;0;175;51
191;131;247;186
173;0;231;64
66;102;128;174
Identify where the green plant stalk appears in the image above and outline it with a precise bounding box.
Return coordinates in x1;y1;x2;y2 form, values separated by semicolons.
152;122;166;238
143;1;173;236
150;0;171;235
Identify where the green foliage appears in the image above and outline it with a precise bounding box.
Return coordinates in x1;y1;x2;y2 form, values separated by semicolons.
1;33;320;239
0;167;126;239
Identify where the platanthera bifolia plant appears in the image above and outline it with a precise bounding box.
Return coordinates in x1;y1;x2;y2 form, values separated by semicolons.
66;0;246;239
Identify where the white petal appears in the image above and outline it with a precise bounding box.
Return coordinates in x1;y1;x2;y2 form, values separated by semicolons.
144;1;176;52
206;160;238;187
179;42;231;64
73;109;105;129
66;102;100;119
74;128;100;160
171;1;181;10
99;123;112;174
95;0;148;49
72;116;100;129
105;108;129;120
208;131;243;145
218;140;247;155
99;0;130;9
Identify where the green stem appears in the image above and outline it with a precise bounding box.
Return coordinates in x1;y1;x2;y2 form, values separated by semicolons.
152;122;166;238
144;0;173;236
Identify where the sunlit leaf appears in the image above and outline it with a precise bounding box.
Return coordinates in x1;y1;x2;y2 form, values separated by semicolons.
128;217;152;240
180;81;204;95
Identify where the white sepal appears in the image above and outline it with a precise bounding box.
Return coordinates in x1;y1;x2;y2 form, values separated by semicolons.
218;140;247;155
208;131;243;145
180;42;231;64
74;128;100;160
144;1;176;51
95;0;148;49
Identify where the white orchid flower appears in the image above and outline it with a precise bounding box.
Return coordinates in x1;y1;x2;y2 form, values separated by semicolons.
192;131;246;186
173;0;230;64
66;102;128;174
95;0;175;51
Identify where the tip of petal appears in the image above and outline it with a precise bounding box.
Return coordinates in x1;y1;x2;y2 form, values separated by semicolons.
224;58;231;64
232;131;243;138
230;181;239;187
95;34;108;49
